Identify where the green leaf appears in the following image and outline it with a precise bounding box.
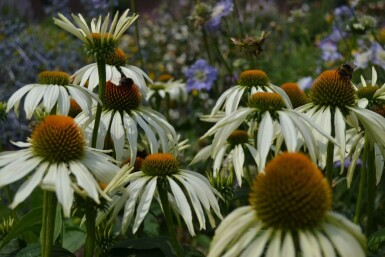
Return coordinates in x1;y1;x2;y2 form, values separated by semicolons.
62;228;85;253
13;243;75;257
0;239;25;257
110;237;176;257
0;208;43;249
368;228;385;251
53;205;63;243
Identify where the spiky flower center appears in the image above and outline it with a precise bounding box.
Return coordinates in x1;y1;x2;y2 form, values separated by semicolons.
248;92;285;112
85;33;117;58
31;115;86;163
310;70;356;110
281;82;308;108
371;104;385;117
38;71;70;86
104;78;141;112
239;70;269;88
249;152;332;230
227;130;249;145
105;48;126;67
141;153;179;176
158;74;174;82
356;86;380;100
68;99;82;118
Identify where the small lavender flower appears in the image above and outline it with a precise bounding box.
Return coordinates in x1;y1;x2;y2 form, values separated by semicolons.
206;0;233;31
185;59;217;91
319;41;343;62
297;76;313;90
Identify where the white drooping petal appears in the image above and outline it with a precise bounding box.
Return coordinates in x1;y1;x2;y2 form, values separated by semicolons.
123;113;138;164
54;163;74;217
278;111;297;152
334;108;346;174
132;177;157;233
257;111;273;169
110;111;125;161
233;144;245;185
24;85;46;119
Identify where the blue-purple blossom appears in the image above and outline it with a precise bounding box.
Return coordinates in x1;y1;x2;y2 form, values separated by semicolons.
297;76;313;90
207;0;233;31
319;41;343;62
185;59;218;91
354;42;385;69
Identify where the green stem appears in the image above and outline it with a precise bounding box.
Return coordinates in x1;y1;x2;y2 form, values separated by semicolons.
325;110;335;185
232;0;245;38
354;140;369;224
201;28;213;63
130;0;145;70
41;191;57;257
366;144;376;235
91;57;107;148
158;180;184;257
84;202;97;257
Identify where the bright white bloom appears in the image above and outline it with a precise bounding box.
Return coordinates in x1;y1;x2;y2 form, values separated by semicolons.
356;66;385;108
53;9;138;46
7;71;98;119
191;130;258;186
106;153;223;235
76;79;177;162
0;115;119;217
299;69;385;172
210;70;292;116
203;92;333;170
71;48;151;97
207;153;366;257
147;77;187;103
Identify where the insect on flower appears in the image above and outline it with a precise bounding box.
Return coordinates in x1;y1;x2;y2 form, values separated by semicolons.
336;63;356;80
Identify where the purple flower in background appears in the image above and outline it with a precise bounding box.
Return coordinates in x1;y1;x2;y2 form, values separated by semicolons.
207;0;233;31
319;41;343;62
354;42;385;69
185;59;218;91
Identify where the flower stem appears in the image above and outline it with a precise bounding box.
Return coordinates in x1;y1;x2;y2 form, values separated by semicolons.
41;191;57;257
91;56;107;148
325;110;335;185
354;139;369;224
201;28;213;64
158;180;184;257
366;144;376;235
130;0;145;70
84;201;97;257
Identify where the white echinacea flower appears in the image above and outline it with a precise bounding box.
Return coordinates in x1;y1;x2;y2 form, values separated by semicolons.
191;130;258;186
6;71;99;119
202;91;334;169
72;48;151;97
76;78;177;162
0;115;119;217
106;153;223;235
53;9;138;52
208;152;366;257
210;70;292;116
356;66;385;108
147;74;187;103
299;69;385;173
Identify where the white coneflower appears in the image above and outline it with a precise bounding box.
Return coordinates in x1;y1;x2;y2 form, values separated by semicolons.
208;152;366;257
210;70;292;116
191;130;258;186
72;48;151;97
75;78;177;162
0;115;119;216
107;153;223;235
6;71;98;119
147;74;187;103
203;92;333;169
53;9;138;57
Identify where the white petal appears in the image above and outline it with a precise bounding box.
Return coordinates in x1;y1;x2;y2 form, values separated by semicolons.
190;145;212;164
213;145;227;176
132;111;158;153
24;85;46;119
10;162;47;208
257;112;273;169
110;111;125;161
167;177;194;235
57;86;70;115
334;108;346;174
83;150;119;183
265;229;281;257
372;66;377;86
239;228;271;257
280;232;295;257
6;84;35;116
132;177;157;233
54;163;74;217
123;113;138;164
278;111;297;152
69;161;100;203
0;156;41;186
233;145;245;185
43;85;60;113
